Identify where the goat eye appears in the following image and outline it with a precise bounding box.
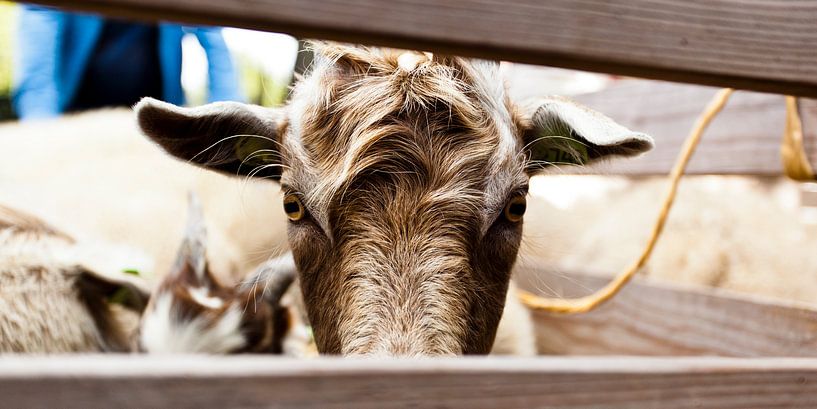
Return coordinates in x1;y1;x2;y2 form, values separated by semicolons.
283;194;305;221
503;195;526;223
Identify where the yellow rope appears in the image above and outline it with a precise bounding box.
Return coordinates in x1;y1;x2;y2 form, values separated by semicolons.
518;88;735;314
781;96;815;181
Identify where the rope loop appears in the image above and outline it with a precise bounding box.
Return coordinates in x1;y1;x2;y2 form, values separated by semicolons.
782;96;815;181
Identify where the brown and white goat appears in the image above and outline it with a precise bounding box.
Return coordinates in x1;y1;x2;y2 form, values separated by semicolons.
0;205;150;352
139;195;312;355
136;44;652;356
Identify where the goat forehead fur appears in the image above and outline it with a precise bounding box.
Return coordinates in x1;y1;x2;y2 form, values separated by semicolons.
285;44;527;232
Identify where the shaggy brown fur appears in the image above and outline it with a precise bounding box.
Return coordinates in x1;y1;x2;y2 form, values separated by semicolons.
0;205;149;352
136;43;651;356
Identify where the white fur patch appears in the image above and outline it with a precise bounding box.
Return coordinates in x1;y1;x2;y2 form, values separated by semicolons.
188;287;224;309
397;52;426;71
140;293;245;354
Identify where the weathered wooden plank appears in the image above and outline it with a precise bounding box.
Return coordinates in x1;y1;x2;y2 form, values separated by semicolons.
26;0;817;97
2;355;817;408
515;265;817;357
539;80;817;176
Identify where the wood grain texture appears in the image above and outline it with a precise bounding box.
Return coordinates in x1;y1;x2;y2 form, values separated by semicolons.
2;355;817;408
515;266;817;357
26;0;817;97
545;80;817;175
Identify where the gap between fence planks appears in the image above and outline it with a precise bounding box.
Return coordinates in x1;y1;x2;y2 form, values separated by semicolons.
26;0;817;98
511;80;817;176
514;265;817;357
2;355;817;409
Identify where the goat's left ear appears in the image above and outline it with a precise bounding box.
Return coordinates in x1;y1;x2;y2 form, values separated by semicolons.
75;267;151;351
135;98;286;180
520;96;653;174
77;268;151;312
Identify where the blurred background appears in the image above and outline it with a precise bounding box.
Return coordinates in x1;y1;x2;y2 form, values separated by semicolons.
0;1;297;121
0;2;14;119
2;1;817;308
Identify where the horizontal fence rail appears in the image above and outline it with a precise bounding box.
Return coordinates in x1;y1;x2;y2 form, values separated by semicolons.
2;355;817;408
27;0;817;97
515;266;817;357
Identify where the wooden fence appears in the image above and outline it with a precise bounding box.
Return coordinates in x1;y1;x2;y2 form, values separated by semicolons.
4;355;817;408
8;0;817;407
27;0;817;97
5;269;817;408
515;267;817;357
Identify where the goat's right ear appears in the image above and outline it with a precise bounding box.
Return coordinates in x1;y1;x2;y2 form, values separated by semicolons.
519;96;653;174
135;98;286;179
